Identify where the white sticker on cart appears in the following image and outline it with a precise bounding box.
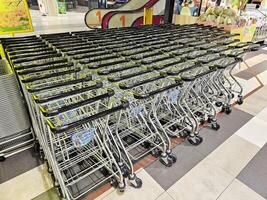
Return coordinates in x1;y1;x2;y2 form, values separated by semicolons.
168;89;180;105
130;106;144;117
72;128;96;148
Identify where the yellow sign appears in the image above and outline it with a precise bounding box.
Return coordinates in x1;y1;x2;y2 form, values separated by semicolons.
231;25;256;42
0;0;33;35
144;7;153;25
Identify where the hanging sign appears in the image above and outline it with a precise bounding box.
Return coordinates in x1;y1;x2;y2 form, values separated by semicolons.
0;0;33;35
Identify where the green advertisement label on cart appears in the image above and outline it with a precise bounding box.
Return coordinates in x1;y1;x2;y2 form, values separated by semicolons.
57;0;66;14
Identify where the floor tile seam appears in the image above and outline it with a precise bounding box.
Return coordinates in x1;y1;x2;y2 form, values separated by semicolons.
242;60;265;86
233;178;267;200
165;191;176;200
191;134;260;178
236;142;267;178
215;177;236;200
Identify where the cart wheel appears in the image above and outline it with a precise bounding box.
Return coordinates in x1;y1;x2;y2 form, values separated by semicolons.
168;153;177;164
211;122;220;130
159;155;173;167
100;167;110;177
0;154;6;162
141;141;151;149
215;101;222;107
120;164;129;178
56;187;64;198
200;118;206;125
110;177;119;188
237;96;243;105
230;93;235;99
179;129;190;139
195;111;203;117
131;177;142;188
187;135;203;146
33;141;40;153
129;174;142;188
118;180;126;193
207;117;212;123
225;106;232;115
151;148;161;158
221;106;226;113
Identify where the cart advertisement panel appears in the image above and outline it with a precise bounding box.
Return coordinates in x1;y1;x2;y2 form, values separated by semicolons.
0;0;33;35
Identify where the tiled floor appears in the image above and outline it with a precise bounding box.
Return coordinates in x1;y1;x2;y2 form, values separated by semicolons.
0;9;267;200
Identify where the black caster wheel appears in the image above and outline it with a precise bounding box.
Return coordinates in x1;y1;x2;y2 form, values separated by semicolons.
230;93;235;99
168;153;177;164
33;141;40;153
117;180;126;193
151;148;161;158
100;167;110;177
215;101;222;107
207;117;212;123
120;164;130;178
225;106;232;115
237;96;243;105
129;174;142;188
56;187;64;198
179;129;190;139
211;122;220;130
187;136;203;146
200;118;206;125
159;155;173;167
141;141;151;149
195;111;203;117
110;177;119;188
39;150;45;160
221;106;226;113
0;154;6;162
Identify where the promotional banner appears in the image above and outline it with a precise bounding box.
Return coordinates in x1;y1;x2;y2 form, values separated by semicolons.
0;0;33;34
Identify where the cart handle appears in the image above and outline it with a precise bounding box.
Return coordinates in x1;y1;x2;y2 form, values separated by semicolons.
34;81;103;103
14;58;68;70
166;64;196;75
73;50;110;60
121;48;152;56
133;81;183;99
141;56;171;64
98;63;140;75
186;51;209;59
48;100;129;134
10;49;56;60
222;39;240;45
88;58;128;69
119;73;166;90
153;59;183;70
27;75;92;93
6;41;45;49
8;47;53;56
21;68;81;83
42;89;114;117
6;44;49;53
79;55;117;64
214;60;239;69
13;53;62;64
17;62;74;75
108;68;154;82
182;68;217;82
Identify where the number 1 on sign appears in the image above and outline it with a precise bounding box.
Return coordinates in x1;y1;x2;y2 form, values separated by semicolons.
120;15;125;27
96;11;101;23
